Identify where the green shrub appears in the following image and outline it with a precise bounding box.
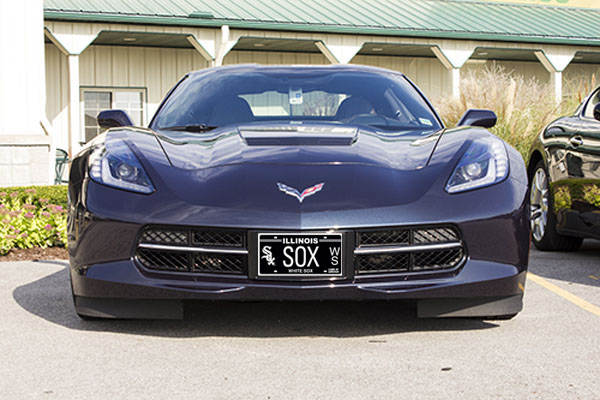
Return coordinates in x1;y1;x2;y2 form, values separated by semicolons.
583;184;600;208
0;188;67;255
553;186;572;212
0;185;67;208
550;179;600;211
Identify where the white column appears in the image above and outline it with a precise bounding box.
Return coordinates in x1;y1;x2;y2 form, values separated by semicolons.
552;71;563;105
67;55;81;157
451;68;461;99
431;46;475;99
315;39;364;64
45;28;99;157
534;49;576;105
186;35;216;67
215;25;238;66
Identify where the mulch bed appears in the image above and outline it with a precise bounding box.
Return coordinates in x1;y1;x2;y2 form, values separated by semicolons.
0;247;68;261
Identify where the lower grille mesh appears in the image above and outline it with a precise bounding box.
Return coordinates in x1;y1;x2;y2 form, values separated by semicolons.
137;249;189;272
136;226;246;275
193;231;244;247
413;227;459;244
413;248;464;271
356;225;465;274
358;253;410;274
358;230;409;247
141;228;188;245
193;253;244;274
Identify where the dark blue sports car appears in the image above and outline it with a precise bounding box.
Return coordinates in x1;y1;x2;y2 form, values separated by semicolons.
68;65;529;320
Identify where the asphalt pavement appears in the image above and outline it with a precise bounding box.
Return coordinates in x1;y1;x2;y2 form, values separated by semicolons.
1;242;599;399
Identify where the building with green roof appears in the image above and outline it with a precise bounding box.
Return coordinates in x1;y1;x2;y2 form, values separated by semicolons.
1;0;599;185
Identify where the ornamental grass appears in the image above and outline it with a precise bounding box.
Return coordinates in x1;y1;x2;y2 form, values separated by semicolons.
434;63;597;159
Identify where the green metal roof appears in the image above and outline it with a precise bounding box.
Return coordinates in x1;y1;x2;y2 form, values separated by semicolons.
43;0;600;46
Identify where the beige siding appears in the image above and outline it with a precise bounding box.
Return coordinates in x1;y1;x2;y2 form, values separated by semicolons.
462;60;550;84
564;63;600;94
223;50;328;65
352;55;451;99
45;44;69;151
45;44;209;148
80;46;209;116
496;60;550;84
44;32;600;154
223;51;452;101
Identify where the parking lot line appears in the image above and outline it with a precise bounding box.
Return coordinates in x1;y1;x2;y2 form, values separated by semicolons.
528;272;600;317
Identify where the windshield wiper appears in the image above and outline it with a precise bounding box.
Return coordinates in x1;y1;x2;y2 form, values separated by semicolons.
160;124;218;133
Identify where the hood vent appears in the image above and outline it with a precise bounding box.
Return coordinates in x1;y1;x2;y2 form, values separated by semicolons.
240;126;358;146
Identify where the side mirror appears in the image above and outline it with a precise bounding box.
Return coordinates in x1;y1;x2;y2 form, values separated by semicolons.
457;109;497;128
593;103;600;122
97;110;134;129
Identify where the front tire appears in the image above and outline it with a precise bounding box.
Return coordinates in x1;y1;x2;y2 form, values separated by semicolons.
529;161;583;252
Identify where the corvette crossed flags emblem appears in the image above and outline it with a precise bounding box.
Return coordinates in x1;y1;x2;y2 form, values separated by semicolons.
277;182;325;203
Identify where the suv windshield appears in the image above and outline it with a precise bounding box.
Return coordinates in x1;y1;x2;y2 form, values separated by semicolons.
152;67;442;134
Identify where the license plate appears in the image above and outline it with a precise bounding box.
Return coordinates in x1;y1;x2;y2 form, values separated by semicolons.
258;233;343;277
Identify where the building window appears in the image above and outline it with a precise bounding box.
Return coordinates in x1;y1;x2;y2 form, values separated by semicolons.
82;88;145;143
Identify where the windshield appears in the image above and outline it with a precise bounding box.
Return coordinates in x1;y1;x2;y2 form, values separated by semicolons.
152;67;442;134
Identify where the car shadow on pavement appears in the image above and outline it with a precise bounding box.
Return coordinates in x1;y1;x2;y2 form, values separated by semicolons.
529;239;600;287
13;263;500;338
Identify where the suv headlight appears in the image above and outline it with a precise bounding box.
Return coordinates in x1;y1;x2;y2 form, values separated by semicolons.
88;137;155;194
445;136;509;194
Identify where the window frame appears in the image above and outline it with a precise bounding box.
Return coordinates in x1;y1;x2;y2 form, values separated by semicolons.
150;70;444;132
80;86;148;144
580;87;600;121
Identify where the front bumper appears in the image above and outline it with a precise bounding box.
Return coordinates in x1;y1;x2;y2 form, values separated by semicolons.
71;256;526;318
73;256;525;300
68;173;530;318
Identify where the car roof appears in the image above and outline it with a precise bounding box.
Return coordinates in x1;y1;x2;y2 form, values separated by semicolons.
188;63;406;78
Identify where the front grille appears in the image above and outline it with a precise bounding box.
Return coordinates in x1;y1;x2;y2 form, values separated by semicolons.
358;230;409;247
357;253;410;274
413;227;459;244
193;253;244;274
141;228;188;245
137;249;189;272
356;225;465;275
135;225;464;278
135;226;246;275
413;248;464;271
193;231;243;247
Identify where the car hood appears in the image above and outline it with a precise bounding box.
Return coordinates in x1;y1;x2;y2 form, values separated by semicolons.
89;124;519;228
152;124;442;172
120;123;449;213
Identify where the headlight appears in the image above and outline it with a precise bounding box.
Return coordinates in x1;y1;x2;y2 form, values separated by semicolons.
88;137;155;194
445;137;508;194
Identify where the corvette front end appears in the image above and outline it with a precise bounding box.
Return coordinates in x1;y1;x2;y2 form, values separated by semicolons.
69;137;528;319
68;65;529;319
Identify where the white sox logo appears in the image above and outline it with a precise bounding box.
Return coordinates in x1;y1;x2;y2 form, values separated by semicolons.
261;246;276;266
